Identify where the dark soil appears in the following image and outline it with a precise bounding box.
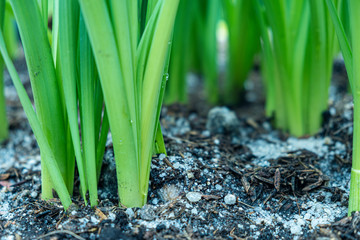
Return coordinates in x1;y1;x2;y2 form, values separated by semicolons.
0;58;357;240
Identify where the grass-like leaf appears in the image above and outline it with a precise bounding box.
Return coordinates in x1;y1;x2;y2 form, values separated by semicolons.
223;0;260;105
9;0;70;198
0;0;7;143
0;20;72;210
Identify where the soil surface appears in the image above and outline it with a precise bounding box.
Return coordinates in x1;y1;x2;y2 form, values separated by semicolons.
0;58;358;240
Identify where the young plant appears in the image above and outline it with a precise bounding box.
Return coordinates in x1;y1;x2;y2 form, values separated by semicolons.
223;0;260;105
326;0;360;216
1;0;178;209
166;0;260;105
255;0;337;136
0;0;110;208
78;0;179;207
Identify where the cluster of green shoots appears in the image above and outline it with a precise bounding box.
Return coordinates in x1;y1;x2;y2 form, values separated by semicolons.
165;0;338;137
0;0;179;209
165;0;219;104
255;0;338;137
165;0;259;105
1;0;360;218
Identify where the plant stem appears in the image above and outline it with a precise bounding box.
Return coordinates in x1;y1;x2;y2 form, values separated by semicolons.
78;14;98;206
0;0;7;143
9;0;68;199
349;97;360;215
202;0;220;104
0;27;72;210
165;0;193;104
306;1;333;135
348;0;360;215
224;0;259;105
0;64;6;143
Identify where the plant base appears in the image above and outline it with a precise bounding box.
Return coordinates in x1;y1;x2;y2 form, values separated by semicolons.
349;168;360;216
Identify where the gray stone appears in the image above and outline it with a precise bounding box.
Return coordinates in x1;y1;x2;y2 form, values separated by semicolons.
90;216;100;224
224;194;236;205
159;153;166;160
206;107;239;135
186;192;202;203
191;208;198;215
140;205;157;221
290;224;302;235
215;184;222;191
125;208;134;218
30;191;38;198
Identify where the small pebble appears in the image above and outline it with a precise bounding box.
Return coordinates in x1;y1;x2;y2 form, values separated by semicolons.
159;154;166;161
125;208;134;218
172;162;181;169
202;130;210;137
206;107;240;135
297;218;305;226
2;235;15;240
108;212;116;222
329;107;336;116
90;216;100;224
152;198;159;205
262;122;272;131
224;194;236;205
191;208;198;215
30;191;38;198
290;224;302;235
167;212;175;219
187;171;194;179
324;137;332;145
186;192;202;203
140;205;156;221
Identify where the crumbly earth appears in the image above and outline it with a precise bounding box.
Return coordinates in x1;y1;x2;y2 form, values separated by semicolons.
0;60;358;239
